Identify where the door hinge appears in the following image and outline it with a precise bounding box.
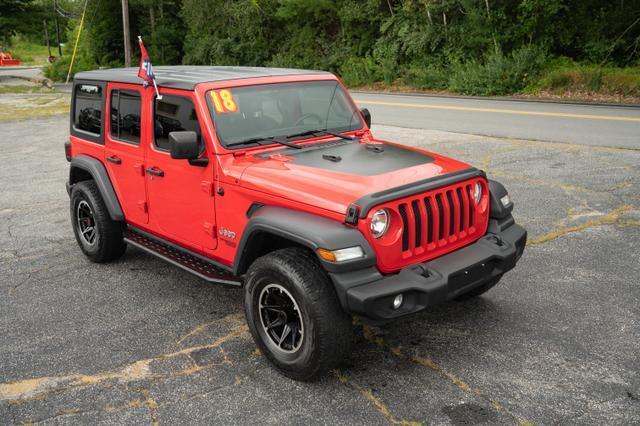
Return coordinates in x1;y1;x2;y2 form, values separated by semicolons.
138;201;148;213
201;181;214;196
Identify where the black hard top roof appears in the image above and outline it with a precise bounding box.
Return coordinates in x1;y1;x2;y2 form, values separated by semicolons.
74;66;334;90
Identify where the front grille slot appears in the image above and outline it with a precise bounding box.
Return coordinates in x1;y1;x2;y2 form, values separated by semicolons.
446;190;455;236
424;198;434;244
411;201;422;247
398;204;409;252
435;194;445;240
456;187;466;232
467;184;474;227
396;180;481;254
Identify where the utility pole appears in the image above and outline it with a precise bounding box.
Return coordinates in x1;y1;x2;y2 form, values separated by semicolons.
53;0;62;56
121;0;132;67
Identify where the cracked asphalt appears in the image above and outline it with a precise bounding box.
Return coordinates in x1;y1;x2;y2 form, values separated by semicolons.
1;116;639;425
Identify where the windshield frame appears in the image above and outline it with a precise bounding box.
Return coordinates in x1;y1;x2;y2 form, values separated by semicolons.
204;79;364;151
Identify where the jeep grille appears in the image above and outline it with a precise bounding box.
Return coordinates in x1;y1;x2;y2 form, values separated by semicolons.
363;177;489;273
397;181;480;252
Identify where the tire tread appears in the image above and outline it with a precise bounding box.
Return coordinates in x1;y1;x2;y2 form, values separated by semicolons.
245;247;352;381
71;180;126;263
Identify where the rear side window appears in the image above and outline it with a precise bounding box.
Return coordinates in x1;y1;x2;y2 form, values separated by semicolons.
110;89;141;145
154;95;201;151
73;84;103;135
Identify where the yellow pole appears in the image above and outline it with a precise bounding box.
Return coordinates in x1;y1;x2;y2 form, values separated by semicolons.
65;0;89;84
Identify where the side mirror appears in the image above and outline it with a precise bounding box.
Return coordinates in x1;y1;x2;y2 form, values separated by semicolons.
360;108;371;128
169;131;208;166
169;131;199;160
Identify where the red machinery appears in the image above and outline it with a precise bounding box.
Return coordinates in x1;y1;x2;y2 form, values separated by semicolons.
0;53;21;66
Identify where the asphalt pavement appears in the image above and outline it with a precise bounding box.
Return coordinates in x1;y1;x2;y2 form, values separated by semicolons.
0;66;43;80
352;92;640;150
1;115;639;424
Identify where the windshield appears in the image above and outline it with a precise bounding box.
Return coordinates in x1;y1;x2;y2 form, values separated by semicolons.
207;81;363;148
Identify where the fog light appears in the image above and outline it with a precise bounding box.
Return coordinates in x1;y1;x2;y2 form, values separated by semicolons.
500;194;511;207
392;294;403;310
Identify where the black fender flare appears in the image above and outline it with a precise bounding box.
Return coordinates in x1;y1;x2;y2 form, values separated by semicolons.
488;179;514;219
68;155;124;221
233;206;376;275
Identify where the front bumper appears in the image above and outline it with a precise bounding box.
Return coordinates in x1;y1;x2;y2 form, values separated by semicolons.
330;218;526;320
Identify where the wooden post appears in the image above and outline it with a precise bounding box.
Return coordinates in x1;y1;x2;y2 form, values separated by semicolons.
53;0;62;56
43;20;52;58
121;0;132;67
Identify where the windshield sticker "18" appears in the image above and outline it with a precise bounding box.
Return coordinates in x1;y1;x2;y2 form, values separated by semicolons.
210;89;238;114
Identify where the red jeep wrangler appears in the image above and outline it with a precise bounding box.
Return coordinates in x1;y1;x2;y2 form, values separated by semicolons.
65;66;526;380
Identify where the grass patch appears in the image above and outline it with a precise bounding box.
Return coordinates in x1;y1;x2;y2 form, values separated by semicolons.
0;85;58;94
0;104;69;122
537;65;640;97
7;35;52;66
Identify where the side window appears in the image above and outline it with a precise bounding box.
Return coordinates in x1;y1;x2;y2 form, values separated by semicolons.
74;84;102;135
110;89;141;145
154;95;202;151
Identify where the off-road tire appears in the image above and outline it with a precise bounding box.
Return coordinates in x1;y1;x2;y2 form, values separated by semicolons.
70;180;126;263
244;247;353;381
454;274;503;301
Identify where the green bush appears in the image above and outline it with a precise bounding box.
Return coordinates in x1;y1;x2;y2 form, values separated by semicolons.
44;53;98;82
338;56;380;87
448;46;548;95
372;41;399;84
602;68;640;96
43;20;99;82
536;62;640;97
401;65;449;90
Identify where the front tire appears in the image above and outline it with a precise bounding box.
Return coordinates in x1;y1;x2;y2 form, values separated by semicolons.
70;180;126;263
244;248;353;381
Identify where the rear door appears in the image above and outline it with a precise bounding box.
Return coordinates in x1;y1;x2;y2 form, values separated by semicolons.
104;83;148;226
145;89;217;250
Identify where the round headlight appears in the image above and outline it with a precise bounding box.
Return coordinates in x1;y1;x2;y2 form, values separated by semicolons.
473;182;482;204
370;209;389;239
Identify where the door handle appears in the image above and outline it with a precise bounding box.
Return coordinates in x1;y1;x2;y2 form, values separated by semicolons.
146;167;164;177
106;155;122;165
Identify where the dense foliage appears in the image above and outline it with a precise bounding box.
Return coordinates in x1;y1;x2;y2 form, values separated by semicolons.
1;0;71;50
11;0;640;95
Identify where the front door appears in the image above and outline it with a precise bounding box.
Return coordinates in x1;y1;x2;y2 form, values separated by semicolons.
145;90;217;250
105;83;148;226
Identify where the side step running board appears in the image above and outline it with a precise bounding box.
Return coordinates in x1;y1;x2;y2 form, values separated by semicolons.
124;228;241;286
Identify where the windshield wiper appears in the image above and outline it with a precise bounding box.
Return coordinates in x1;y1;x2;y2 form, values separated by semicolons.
226;129;354;149
286;129;355;141
226;137;271;148
226;136;302;149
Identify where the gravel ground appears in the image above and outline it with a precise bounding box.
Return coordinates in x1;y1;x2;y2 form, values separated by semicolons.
0;90;68;121
1;116;639;425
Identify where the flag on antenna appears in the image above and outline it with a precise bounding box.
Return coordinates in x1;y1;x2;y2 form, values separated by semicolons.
137;36;161;99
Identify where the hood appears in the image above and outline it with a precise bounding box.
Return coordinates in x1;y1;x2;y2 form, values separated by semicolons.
235;139;473;215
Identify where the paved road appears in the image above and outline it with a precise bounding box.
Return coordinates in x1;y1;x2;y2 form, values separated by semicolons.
353;92;640;150
1;116;639;424
0;66;43;79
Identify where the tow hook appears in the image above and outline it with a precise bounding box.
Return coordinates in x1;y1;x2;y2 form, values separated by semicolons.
488;235;505;247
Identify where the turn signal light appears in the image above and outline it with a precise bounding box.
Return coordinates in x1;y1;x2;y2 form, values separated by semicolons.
317;248;337;262
317;246;365;262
